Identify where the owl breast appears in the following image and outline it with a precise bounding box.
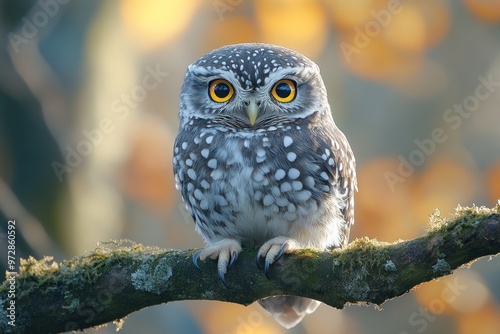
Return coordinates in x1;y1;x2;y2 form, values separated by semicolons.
173;119;347;250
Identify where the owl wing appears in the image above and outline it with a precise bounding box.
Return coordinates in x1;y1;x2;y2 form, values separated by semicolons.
173;129;208;234
310;121;357;247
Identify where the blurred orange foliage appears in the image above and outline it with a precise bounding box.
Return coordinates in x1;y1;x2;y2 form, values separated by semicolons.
414;156;477;223
332;0;450;82
464;0;500;22
414;270;490;316
355;157;420;241
120;0;198;51
254;0;328;58
355;155;477;242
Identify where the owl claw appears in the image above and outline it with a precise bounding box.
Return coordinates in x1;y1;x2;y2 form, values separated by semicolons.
228;251;238;270
192;250;203;270
193;239;242;288
256;253;265;270
257;237;299;279
218;250;239;288
264;242;289;278
264;259;272;279
275;242;289;262
217;252;237;288
218;269;231;288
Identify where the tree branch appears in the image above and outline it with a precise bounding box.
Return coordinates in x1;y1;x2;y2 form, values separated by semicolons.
1;205;500;333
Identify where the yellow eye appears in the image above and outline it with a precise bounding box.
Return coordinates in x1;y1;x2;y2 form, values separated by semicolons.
271;79;296;103
209;79;234;103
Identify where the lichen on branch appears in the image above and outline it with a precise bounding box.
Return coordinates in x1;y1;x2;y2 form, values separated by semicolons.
1;204;499;333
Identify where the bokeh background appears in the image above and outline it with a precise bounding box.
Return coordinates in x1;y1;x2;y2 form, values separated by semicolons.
1;0;500;333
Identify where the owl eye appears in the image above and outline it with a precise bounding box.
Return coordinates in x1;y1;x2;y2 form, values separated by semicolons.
209;79;234;103
271;79;296;103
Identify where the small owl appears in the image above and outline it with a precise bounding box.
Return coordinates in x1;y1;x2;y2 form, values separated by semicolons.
173;43;357;328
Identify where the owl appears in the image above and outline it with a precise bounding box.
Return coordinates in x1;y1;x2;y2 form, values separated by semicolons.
173;43;357;328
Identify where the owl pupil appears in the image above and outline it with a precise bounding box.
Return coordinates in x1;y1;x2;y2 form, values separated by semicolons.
276;83;291;98
214;83;230;98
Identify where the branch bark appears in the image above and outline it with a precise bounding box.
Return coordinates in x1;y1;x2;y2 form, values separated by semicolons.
1;205;499;333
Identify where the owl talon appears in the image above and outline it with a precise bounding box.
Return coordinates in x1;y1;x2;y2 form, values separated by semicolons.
192;250;203;270
257;237;299;278
218;251;238;288
228;251;238;270
264;259;272;279
264;242;289;279
275;242;289;262
194;239;241;288
256;253;265;270
218;269;231;288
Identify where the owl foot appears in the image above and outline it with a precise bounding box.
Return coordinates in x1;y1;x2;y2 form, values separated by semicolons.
256;237;299;279
192;238;241;288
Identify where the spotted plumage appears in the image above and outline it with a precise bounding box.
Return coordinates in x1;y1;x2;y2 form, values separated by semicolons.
173;43;357;329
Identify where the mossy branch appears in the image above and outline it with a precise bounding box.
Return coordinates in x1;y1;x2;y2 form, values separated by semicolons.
1;205;500;333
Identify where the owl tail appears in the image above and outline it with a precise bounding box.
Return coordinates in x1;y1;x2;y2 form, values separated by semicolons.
258;296;320;329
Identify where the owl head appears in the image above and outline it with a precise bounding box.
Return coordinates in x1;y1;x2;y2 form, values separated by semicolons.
179;43;331;129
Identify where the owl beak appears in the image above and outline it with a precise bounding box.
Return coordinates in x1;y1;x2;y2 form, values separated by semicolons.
245;99;260;126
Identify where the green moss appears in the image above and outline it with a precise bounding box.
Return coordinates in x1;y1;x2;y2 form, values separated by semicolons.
294;248;318;257
427;204;500;233
424;204;500;251
336;237;392;272
0;240;171;302
19;256;60;277
329;237;399;298
24;241;173;312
